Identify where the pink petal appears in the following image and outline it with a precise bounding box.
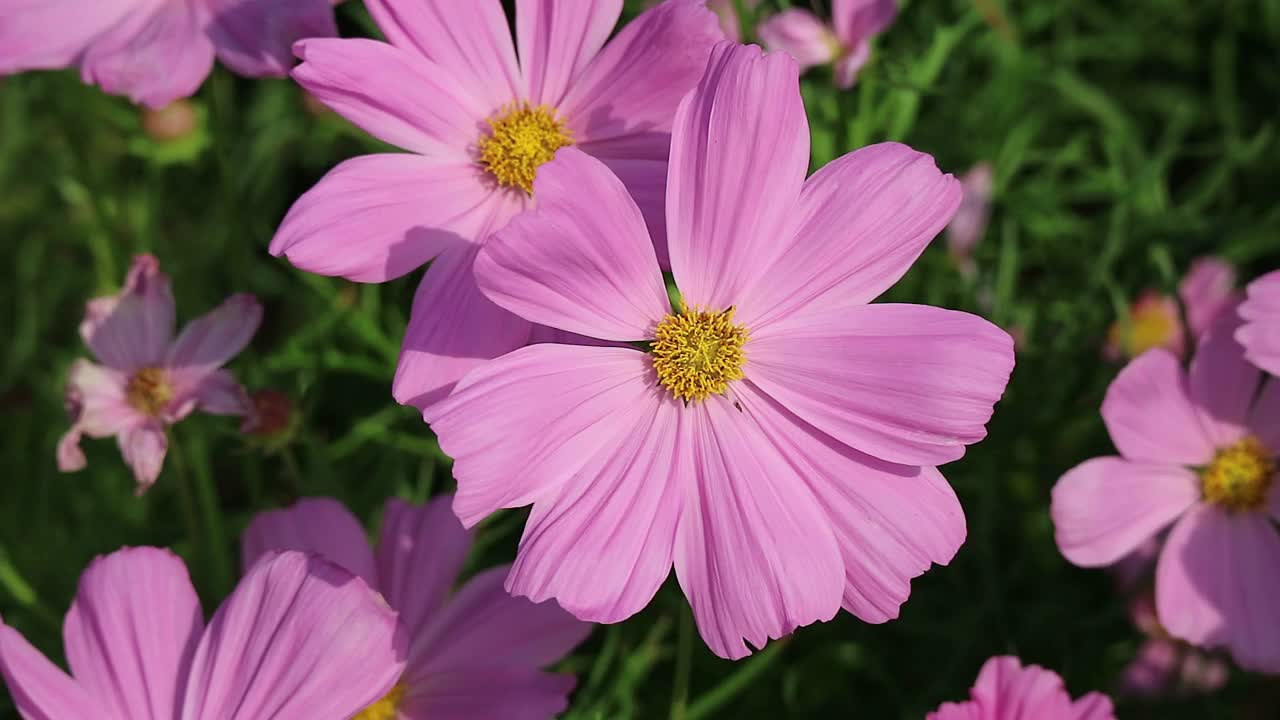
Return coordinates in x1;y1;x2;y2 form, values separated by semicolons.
171;369;250;417
57;427;88;473
241;498;377;588
735;143;962;329
363;0;521;112
81;254;175;372
118;422;167;491
0;0;135;73
1187;309;1259;448
666;42;809;312
1178;257;1238;340
424;345;659;526
673;395;844;660
375;497;473;641
63;359;139;439
506;391;683;623
1249;378;1280;455
1118;638;1180;697
208;0;337;78
747;303;1014;467
477;148;670;341
0;623;100;720
946;163;994;262
1237;269;1280;376
1051;457;1200;567
832;0;898;49
515;0;621;107
1157;506;1280;674
832;39;871;88
757;10;838;68
165;294;261;381
707;0;742;42
392;245;534;411
1101;349;1215;466
587;156;671;266
936;656;1117;720
179;551;406;720
63;547;203;720
80;0;215;109
270;155;497;283
290;38;487;158
400;666;576;720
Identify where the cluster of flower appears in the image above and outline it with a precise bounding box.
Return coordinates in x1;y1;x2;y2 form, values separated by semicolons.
2;1;1278;718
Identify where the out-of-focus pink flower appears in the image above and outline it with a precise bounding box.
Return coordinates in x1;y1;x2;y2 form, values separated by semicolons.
946;163;994;279
0;547;405;719
1052;311;1280;674
1238;270;1280;376
757;0;897;88
1118;592;1229;698
426;43;1014;660
57;255;260;491
269;0;724;411
0;0;339;108
706;0;761;42
1106;257;1238;360
141;99;199;141
243;496;590;719
929;656;1115;719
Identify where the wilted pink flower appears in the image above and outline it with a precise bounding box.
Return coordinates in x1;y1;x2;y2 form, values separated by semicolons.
928;656;1115;719
269;0;723;410
946;163;994;278
1118;592;1229;698
0;0;339;108
426;43;1014;660
1238;270;1280;376
0;547;405;719
57;254;260;491
1053;312;1280;674
757;0;897;88
241;388;295;438
243;496;590;719
1105;257;1238;360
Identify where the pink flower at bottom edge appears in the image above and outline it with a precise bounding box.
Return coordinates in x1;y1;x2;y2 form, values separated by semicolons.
928;656;1115;720
1237;269;1280;376
0;548;405;719
57;254;260;491
241;496;591;719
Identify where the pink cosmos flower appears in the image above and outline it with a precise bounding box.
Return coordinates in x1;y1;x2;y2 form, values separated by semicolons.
946;163;994;279
757;0;897;88
928;656;1115;720
1052;312;1280;674
57;254;261;491
269;0;723;410
1237;270;1280;376
1105;257;1238;360
0;547;405;719
425;43;1015;660
242;496;591;719
0;0;340;108
1118;591;1229;698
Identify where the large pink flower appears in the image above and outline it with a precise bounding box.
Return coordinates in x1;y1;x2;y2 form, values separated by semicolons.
242;496;591;719
425;43;1015;659
1052;312;1280;673
928;656;1115;720
757;0;896;88
57;255;261;491
268;0;724;410
0;0;339;108
0;547;405;719
1237;269;1280;376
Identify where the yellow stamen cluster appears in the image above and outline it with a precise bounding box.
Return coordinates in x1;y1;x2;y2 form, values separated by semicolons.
353;684;406;720
1201;436;1275;511
124;367;172;417
1113;301;1177;357
478;103;573;194
652;308;748;402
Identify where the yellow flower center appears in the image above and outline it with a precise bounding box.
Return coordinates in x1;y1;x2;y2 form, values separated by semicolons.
478;103;573;194
1201;437;1275;511
652;308;748;402
124;367;172;416
1113;298;1178;357
353;684;406;720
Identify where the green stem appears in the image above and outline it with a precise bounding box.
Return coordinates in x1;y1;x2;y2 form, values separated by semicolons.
669;606;694;720
168;431;233;597
686;639;789;720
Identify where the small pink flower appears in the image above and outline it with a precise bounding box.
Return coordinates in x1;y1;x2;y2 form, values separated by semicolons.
946;163;994;279
269;0;724;411
0;547;406;719
757;0;897;88
58;254;260;491
0;0;339;108
929;656;1115;719
1105;257;1238;360
1237;270;1280;376
425;43;1014;659
242;496;591;719
1053;312;1280;673
1118;592;1229;698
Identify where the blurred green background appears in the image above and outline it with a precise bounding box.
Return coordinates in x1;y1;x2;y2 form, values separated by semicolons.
2;0;1279;717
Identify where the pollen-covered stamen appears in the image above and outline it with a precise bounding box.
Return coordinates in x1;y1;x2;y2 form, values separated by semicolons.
354;684;406;720
478;102;573;194
124;367;172;417
1201;437;1275;511
652;308;748;402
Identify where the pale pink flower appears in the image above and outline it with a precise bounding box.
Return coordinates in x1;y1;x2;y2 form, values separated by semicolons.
425;43;1014;659
57;254;260;491
1105;257;1238;360
946;163;994;279
0;547;405;719
0;0;339;108
242;496;590;719
757;0;896;88
1118;592;1229;698
928;656;1115;720
1053;312;1280;674
1237;270;1280;376
269;0;723;410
